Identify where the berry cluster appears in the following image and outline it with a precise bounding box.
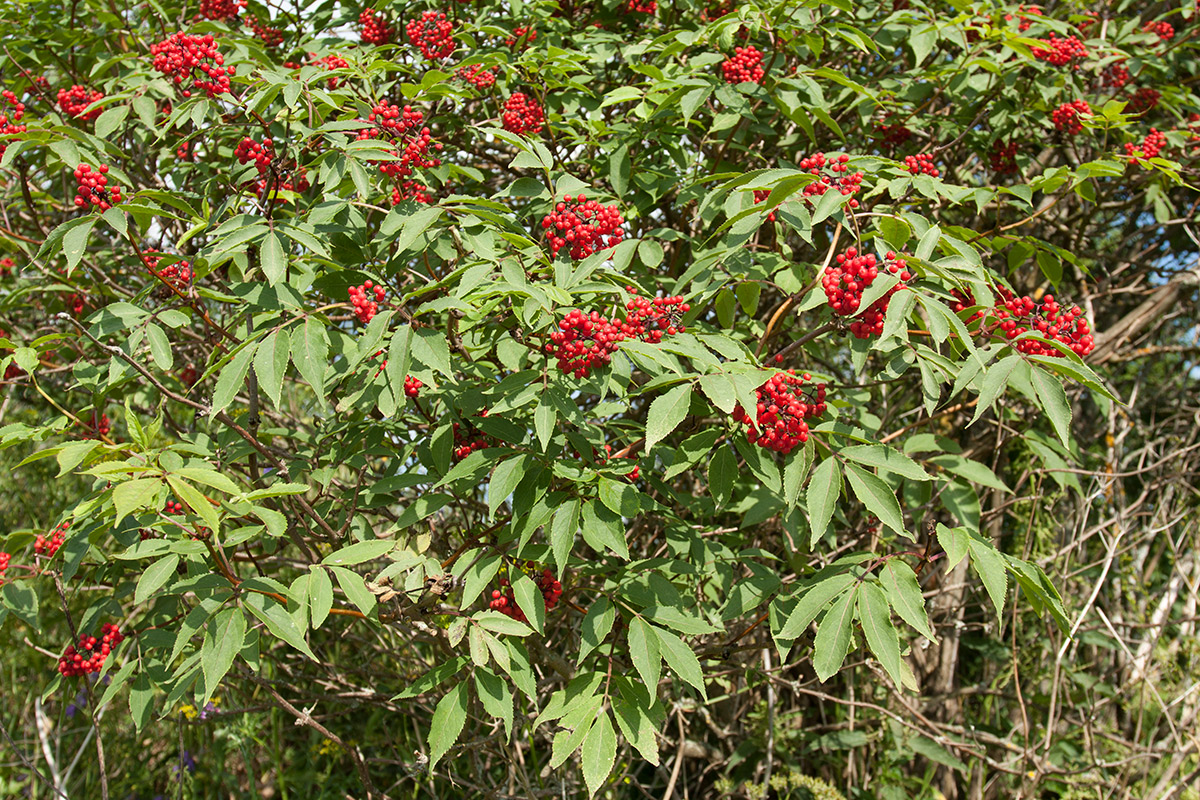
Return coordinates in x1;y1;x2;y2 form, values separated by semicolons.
600;443;639;481
407;11;455;60
798;153;863;209
1052;100;1090;136
1124;128;1167;163
904;153;940;177
235;136;274;173
452;410;491;460
56;85;104;121
0;551;11;584
151;33;235;98
1004;4;1042;31
1127;87;1161;115
198;0;245;20
753;190;777;222
349;280;386;324
0;89;27;161
58;624;124;677
69;293;86;316
989;140;1019;175
488;568;563;621
545;294;689;377
144;254;194;292
505;26;537;48
991;290;1094;356
391;180;432;205
1;257;15;277
35;522;69;558
502;92;545;135
1031;34;1088;67
315;54;350;88
1143;20;1174;43
721;46;765;84
356;103;443;179
165;499;185;515
73;164;122;211
82;412;111;439
627;0;657;12
1102;61;1131;89
246;16;284;48
823;247;911;339
540;195;624;260
359;9;394;45
873;116;913;149
703;0;736;19
457;64;496;89
404;375;423;397
732;371;827;455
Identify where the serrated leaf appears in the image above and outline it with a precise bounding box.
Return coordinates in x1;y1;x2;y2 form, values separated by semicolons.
534;395;557;451
813;587;858;682
937;524;969;571
113;477;162;521
709;445;736;507
806;457;841;547
134;553;179;604
428;681;469;769
880;561;934;641
644;383;692;453
967;535;1008;621
629;617;661;692
654;627;706;698
581;711;617;797
212;343;257;417
461;551;502;609
201;607;245;695
1030;366;1072;447
579;597;615;663
488;455;529;519
63;218;97;275
968;354;1022;426
292;317;329;402
253;328;290;408
857;582;904;687
843;462;906;538
549;498;580;576
841;445;932;481
260;230;287;285
777;571;858;641
309;567;334;628
511;570;546;634
475;669;514;741
321;539;396;566
244;592;316;660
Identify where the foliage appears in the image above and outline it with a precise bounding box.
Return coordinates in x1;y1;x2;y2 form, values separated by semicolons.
1;0;1198;797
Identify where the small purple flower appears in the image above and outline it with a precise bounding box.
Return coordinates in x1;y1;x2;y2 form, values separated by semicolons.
198;701;217;720
65;704;77;718
181;749;196;774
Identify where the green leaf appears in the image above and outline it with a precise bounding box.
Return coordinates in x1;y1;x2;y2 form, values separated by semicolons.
880;561;934;641
857;582;904;688
581;710;618;797
937;524;968;571
488;455;529;519
63;217;97;275
598;476;640;517
579;597;615;663
244;592;316;660
844;463;907;538
511;570;546;635
292;316;330;403
841;445;932;481
644;383;693;453
428;681;469;769
806;457;842;547
612;690;660;765
628;617;661;691
212;343;258;417
654;627;706;698
709;444;736;507
309;567;334;629
813;586;858;682
412;327;452;376
321;539;396;566
534;395;557;451
549;498;580;576
253;328;290;408
967;535;1008;622
113;477;163;521
777;571;858;641
475;669;514;741
968;354;1022;426
260;230;287;285
134;553;180;604
1030;366;1072;448
394;205;444;252
146;323;173;370
330;566;377;615
201;607;245;695
385;325;414;400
